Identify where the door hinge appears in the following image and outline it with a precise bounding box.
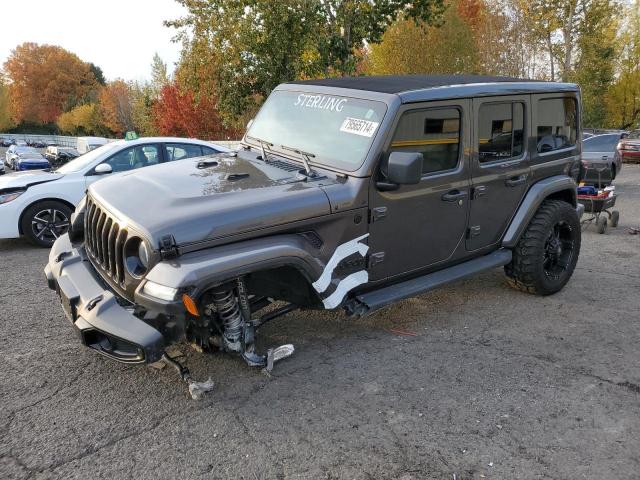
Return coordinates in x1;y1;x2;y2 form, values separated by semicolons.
467;226;481;238
368;252;385;268
370;206;388;223
472;186;487;199
159;234;179;260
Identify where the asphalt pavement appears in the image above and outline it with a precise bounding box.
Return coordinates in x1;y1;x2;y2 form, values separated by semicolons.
1;166;639;480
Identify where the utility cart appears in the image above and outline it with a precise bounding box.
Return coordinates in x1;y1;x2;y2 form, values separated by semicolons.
577;191;619;234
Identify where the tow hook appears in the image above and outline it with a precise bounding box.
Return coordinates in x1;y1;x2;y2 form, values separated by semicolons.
161;353;215;400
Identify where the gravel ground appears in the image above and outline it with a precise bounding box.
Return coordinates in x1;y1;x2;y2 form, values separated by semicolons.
1;166;639;480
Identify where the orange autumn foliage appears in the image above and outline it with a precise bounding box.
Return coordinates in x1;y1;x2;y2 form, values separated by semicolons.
4;42;98;124
152;82;240;140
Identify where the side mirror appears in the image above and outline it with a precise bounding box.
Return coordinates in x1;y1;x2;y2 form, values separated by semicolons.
94;163;112;175
386;151;423;185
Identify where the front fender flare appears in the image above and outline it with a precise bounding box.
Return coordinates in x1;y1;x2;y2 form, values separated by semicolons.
502;175;577;248
141;235;324;295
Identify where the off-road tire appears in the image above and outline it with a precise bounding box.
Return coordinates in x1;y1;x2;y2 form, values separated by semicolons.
505;199;581;296
21;200;72;248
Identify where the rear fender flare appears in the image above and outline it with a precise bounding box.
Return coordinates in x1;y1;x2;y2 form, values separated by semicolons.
502;175;577;248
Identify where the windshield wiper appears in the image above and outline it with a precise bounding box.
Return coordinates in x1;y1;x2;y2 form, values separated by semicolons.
281;145;317;177
245;134;274;162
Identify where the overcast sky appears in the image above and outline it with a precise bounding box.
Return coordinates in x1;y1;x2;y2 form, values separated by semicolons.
0;0;187;82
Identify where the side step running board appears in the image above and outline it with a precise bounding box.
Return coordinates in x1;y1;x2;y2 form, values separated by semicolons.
347;249;512;317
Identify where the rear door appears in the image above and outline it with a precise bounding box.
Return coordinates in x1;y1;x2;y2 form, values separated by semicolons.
466;96;530;251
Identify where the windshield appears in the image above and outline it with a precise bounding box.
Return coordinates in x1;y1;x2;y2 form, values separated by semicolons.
55;142;120;174
245;90;387;171
16;146;39;154
583;135;619;152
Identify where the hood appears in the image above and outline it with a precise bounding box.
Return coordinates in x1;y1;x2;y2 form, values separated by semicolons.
0;170;62;190
89;152;337;247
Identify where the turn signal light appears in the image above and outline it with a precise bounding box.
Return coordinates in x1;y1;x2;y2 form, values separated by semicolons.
182;294;200;317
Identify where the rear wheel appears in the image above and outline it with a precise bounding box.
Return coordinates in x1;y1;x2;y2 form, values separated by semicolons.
21;200;72;247
505;199;581;295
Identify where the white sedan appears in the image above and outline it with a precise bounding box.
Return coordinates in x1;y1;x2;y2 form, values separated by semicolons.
0;137;227;247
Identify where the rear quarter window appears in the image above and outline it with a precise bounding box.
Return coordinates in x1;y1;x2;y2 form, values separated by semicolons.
536;98;578;153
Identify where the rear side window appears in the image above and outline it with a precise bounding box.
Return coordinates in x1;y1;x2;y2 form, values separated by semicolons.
390;107;461;174
202;146;220;156
536;98;577;153
478;102;524;162
582;135;619;152
166;143;205;161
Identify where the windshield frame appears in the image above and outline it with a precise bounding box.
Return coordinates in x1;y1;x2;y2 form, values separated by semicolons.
244;87;393;174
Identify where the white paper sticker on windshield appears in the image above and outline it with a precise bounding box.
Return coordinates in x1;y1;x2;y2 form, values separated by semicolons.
340;117;379;137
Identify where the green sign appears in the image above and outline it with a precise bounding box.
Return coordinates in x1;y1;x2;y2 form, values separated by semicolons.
124;131;138;141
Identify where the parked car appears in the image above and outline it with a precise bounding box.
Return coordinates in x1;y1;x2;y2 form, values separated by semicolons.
77;136;108;154
580;133;625;186
617;131;640;164
31;138;47;148
13;148;50;172
0;137;227;247
15;139;27;147
44;75;584;385
5;146;49;170
0;138;12;147
45;146;80;167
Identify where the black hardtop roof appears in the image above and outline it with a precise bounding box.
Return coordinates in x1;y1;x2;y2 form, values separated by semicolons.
288;74;571;95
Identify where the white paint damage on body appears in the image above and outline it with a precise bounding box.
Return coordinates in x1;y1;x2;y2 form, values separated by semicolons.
321;270;369;309
313;233;369;293
312;233;370;309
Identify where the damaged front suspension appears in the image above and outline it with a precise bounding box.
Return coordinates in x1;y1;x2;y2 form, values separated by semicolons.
166;277;296;399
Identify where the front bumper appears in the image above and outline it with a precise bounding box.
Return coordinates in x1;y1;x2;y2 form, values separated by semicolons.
44;233;165;363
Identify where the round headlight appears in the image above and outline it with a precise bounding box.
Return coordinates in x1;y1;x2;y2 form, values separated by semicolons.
124;237;148;278
138;241;149;268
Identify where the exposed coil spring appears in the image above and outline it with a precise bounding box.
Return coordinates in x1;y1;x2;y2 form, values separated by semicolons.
212;289;243;349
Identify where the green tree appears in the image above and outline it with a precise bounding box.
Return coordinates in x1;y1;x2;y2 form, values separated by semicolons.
368;3;477;75
570;0;619;127
0;74;15;131
606;0;640;129
150;53;169;98
89;63;106;85
167;0;445;125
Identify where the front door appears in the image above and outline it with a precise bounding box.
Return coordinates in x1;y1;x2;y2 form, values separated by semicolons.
466;96;530;251
368;100;471;281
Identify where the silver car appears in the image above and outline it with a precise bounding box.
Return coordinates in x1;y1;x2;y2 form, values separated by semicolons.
581;133;625;185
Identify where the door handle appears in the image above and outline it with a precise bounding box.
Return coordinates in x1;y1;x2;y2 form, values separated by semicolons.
505;175;527;187
441;190;468;202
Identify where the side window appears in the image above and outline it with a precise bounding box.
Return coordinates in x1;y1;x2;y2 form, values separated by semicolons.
536;98;577;153
390;107;461;174
478;102;525;162
102;144;161;173
166;143;203;161
202;146;220;156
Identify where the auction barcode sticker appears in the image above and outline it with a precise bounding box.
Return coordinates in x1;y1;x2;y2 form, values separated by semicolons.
340;117;380;137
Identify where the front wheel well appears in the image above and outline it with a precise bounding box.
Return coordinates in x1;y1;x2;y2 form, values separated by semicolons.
244;266;322;308
18;198;75;235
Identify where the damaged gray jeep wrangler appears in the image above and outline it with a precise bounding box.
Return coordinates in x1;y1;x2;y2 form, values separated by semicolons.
46;75;584;384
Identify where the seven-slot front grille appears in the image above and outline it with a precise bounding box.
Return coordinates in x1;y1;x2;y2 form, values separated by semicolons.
85;196;128;285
